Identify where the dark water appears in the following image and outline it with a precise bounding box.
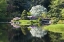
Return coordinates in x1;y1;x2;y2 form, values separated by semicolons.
0;19;51;42
0;19;31;42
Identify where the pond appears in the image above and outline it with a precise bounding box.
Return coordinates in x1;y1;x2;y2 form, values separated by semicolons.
1;18;64;42
0;19;51;42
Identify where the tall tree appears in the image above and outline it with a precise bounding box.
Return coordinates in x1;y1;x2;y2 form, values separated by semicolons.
48;0;64;24
0;0;7;19
21;10;28;19
21;10;29;35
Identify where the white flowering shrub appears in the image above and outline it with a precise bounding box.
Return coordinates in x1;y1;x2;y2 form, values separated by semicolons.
30;5;47;17
29;26;47;38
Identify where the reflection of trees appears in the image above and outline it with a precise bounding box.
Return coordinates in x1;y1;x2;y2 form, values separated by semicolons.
21;10;30;35
0;23;11;42
28;37;45;42
38;17;42;27
48;31;62;42
21;25;29;35
0;0;7;19
21;10;29;20
31;21;34;25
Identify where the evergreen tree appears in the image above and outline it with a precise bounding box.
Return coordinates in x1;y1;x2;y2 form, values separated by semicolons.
21;25;29;35
21;10;28;20
0;0;7;19
21;10;29;35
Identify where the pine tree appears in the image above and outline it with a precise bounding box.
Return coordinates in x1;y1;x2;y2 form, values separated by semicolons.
21;10;28;19
21;10;29;35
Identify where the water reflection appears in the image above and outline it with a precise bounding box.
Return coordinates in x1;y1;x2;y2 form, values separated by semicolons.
0;17;51;42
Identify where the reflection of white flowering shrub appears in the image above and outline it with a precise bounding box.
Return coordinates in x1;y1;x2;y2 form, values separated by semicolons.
30;5;47;17
11;17;21;28
29;26;47;38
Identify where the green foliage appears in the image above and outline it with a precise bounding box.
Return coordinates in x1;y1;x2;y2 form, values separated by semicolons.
0;24;9;42
21;26;29;35
27;12;31;16
0;29;8;42
57;20;64;24
60;33;64;39
61;9;64;18
20;10;30;35
0;21;7;41
41;13;47;18
48;32;61;42
51;17;59;24
37;17;42;27
0;0;7;19
21;10;28;19
48;0;64;24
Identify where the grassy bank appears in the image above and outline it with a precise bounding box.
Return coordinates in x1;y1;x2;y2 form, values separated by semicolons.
44;24;64;33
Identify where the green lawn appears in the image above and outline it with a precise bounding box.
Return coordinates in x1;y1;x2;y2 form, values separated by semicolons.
44;24;64;40
44;24;64;33
18;20;38;25
19;20;31;25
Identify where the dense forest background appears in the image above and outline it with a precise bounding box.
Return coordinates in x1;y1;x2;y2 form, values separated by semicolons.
0;0;64;42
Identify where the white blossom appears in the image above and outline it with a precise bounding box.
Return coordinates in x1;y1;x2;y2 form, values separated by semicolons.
29;26;47;38
30;5;47;17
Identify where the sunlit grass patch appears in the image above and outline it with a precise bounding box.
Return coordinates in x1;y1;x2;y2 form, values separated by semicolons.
44;24;64;33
